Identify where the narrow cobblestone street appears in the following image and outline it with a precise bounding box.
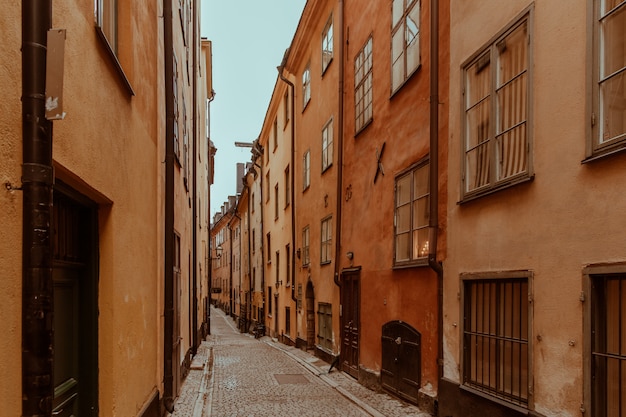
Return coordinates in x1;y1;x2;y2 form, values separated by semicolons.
170;306;432;417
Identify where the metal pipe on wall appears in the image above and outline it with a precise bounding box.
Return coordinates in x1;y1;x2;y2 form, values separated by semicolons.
427;0;445;387
163;0;175;409
22;1;54;415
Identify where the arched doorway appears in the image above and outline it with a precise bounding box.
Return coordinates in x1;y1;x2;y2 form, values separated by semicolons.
381;320;421;404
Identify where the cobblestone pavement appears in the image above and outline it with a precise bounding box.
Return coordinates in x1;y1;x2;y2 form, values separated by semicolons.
170;306;433;417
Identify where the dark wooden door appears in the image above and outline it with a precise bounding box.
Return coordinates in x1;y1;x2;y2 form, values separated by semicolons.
52;185;98;416
53;267;80;417
341;270;360;378
381;321;421;404
306;281;315;348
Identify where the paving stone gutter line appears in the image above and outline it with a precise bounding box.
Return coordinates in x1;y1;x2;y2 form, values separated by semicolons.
263;339;386;417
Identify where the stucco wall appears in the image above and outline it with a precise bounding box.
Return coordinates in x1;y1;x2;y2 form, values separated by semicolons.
445;1;625;415
0;0;25;413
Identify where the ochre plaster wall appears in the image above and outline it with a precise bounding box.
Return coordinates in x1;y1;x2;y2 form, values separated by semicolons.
0;0;25;414
339;0;449;395
445;1;624;415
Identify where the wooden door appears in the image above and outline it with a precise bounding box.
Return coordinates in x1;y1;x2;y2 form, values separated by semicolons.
52;185;98;416
381;321;421;404
341;270;360;378
306;281;315;348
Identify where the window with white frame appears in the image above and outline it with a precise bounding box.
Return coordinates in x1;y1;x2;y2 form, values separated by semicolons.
303;150;311;190
302;63;311;109
284;166;290;207
274;183;279;220
355;36;373;133
302;226;310;266
317;303;333;350
95;0;118;53
463;272;531;409
391;0;420;92
322;15;334;73
462;12;531;199
284;91;290;124
587;269;626;416
591;0;626;158
322;118;334;172
321;216;332;264
273;117;278;150
394;162;429;265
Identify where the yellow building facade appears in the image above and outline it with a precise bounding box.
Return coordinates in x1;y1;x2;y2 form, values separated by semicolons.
0;0;213;415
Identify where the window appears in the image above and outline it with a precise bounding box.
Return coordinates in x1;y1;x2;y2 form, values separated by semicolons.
462;13;531;199
590;0;626;158
274;183;279;220
322;15;334;73
95;0;118;53
394;162;429;265
266;233;271;263
317;303;333;350
284;166;291;207
284;91;290;124
252;228;256;253
286;244;291;285
303;150;311;190
586;269;626;416
173;54;180;161
285;307;291;336
268;287;272;316
302;63;311;109
266;171;270;202
273;117;278;150
275;251;280;284
302;226;310;266
355;37;373;133
251;192;255;213
462;273;531;408
322;118;334;172
391;0;420;92
321;216;332;264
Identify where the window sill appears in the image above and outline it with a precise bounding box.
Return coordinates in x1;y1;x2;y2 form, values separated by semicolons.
320;260;332;266
459;384;529;416
95;27;135;96
582;142;626;164
393;259;429;270
354;118;373;138
459;174;534;205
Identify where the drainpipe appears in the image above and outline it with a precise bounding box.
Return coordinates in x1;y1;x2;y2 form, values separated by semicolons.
333;0;345;288
163;0;175;409
246;177;253;329
255;158;266;324
191;0;198;355
22;1;54;415
427;0;444;387
276;59;296;308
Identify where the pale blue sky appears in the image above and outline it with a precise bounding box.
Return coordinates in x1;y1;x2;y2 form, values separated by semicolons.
201;0;307;216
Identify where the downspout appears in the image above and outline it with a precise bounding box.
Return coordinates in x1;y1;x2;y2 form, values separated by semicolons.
427;0;444;386
333;0;345;288
163;0;175;409
246;177;253;329
255;158;266;323
191;0;198;355
22;1;54;415
276;60;296;307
